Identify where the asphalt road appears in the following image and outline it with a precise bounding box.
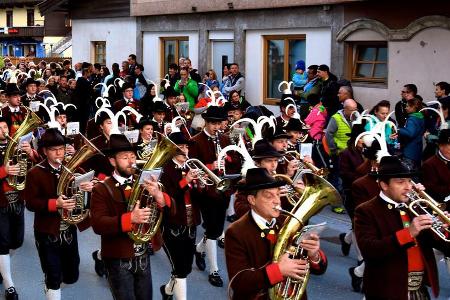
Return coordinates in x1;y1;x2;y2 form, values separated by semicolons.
5;208;450;299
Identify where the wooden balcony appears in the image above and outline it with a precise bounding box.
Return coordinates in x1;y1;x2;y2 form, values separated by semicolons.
0;26;45;38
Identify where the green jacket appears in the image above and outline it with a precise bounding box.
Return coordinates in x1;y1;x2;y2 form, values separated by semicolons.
325;111;351;154
174;78;199;110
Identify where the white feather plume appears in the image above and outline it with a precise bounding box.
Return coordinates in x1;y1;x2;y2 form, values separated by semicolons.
421;101;448;130
95;107;125;135
218;136;256;177
278;81;293;95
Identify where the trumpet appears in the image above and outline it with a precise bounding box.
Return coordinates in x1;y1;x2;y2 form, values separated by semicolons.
283;151;329;178
184;158;231;191
407;183;450;242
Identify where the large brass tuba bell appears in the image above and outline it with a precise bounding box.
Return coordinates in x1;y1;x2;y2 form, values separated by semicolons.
56;134;103;224
269;172;340;300
4;109;44;190
127;134;179;243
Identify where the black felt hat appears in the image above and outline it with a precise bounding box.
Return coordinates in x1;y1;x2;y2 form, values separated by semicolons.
284;118;303;132
38;127;67;148
163;86;179;98
237;167;286;192
267;127;292;141
169;132;191;145
136;117;157;130
23;77;39;87
121;82;135;92
152;101;167;113
438;129;450;145
370;156;418;178
346;123;365;139
103;134;137;156
251;140;283;160
5;83;20;96
201;106;227;122
279;96;295;108
95;111;111;126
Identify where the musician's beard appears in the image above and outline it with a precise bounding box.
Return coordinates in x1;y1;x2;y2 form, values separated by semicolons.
116;164;135;178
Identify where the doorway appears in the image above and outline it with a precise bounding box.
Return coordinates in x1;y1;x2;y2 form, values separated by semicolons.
212;41;234;82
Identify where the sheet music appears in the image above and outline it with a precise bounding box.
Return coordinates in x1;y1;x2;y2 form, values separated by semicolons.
138;168;162;184
74;170;95;187
66;122;80;136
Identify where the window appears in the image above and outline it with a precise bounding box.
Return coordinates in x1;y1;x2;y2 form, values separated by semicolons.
27;9;35;26
263;35;306;104
6;11;13;27
347;42;388;84
160;37;189;76
8;45;15;56
93;41;106;65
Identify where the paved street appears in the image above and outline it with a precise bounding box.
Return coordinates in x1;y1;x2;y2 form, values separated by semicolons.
7;208;450;299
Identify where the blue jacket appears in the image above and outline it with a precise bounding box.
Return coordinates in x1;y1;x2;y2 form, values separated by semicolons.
398;112;425;164
292;72;307;89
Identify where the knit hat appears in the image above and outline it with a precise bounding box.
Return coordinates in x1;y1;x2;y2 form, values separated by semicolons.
295;60;306;71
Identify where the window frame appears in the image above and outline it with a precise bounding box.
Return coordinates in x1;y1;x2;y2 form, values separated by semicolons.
27;9;35;26
346;41;388;84
92;41;106;65
6;10;13;27
159;36;189;78
263;34;306;105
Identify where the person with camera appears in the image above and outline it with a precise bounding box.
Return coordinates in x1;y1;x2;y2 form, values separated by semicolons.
174;67;199;111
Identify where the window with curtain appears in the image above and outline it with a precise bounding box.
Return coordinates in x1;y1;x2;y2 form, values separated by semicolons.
6;11;13;27
27;9;35;26
93;41;106;65
263;35;306;104
160;37;189;76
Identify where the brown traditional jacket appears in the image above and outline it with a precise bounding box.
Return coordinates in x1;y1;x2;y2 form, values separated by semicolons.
81;134;113;181
91;176;137;259
355;196;450;300
225;212;327;300
421;154;450;208
352;174;379;209
1;106;27;136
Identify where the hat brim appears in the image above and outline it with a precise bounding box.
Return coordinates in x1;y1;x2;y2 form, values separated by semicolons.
252;152;283;160
369;170;419;178
238;178;286;192
103;145;137;156
202;115;227;122
38;138;68;149
269;133;292;140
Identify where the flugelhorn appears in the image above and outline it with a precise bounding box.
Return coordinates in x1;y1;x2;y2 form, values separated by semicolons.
283;150;329;178
184;158;231;191
407;182;450;242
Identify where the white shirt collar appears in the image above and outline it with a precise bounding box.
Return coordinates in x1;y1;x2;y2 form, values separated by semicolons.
172;158;184;169
379;191;403;208
124;97;133;104
112;171;133;185
438;150;450;162
203;129;215;138
26;93;35;98
251;209;276;230
8;105;20;113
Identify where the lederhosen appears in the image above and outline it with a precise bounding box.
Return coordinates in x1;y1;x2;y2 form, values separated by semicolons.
24;161;80;290
160;160;201;278
0;142;24;255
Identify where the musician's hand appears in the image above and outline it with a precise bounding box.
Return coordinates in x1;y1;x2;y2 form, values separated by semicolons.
212;160;220;170
389;133;398;140
279;185;289;198
20;141;32;156
278;253;309;279
130;200;151;224
185;169;198;183
142;176;165;207
301;233;321;261
413;183;425;192
409;215;433;238
287;160;298;177
79;181;94;193
5;161;20;176
65;144;76;156
302;155;314;164
165;126;172;135
293;178;305;191
56;195;76;210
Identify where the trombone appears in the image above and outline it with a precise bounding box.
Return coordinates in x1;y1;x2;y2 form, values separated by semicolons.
184;158;231;192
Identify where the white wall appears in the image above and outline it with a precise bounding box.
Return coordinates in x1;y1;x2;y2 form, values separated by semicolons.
388;27;450;102
142;32;199;81
245;28;332;105
72;17;137;68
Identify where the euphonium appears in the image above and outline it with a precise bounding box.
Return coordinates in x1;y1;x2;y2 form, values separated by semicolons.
56;134;102;224
184;158;231;191
407;182;450;242
127;135;179;243
269;172;340;300
4;109;44;190
137;139;157;160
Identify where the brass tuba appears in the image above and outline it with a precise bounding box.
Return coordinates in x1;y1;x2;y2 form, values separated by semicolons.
127;135;179;243
273;173;304;206
56;134;103;224
4;109;44;190
407;182;450;242
269;172;340;300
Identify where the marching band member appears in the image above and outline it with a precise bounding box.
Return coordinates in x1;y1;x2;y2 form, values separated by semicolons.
24;128;93;300
275;97;296;130
113;82;140;129
189;105;234;287
354;156;450;300
163;85;180;123
267;127;297;177
284;118;304;151
152;101;167;134
135;117;157;158
159;132;200;299
1;84;28;137
225;167;327;300
20;77;44;108
91;134;169;300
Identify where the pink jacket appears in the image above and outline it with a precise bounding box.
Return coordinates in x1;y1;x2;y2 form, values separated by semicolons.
304;105;327;140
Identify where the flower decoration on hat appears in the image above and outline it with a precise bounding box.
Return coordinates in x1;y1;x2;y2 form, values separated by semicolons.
94;82;116;99
278;81;293;95
420;101;448;130
218;135;256;177
95;106;127;135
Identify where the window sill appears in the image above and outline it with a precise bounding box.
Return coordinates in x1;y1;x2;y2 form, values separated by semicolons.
351;82;388;89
